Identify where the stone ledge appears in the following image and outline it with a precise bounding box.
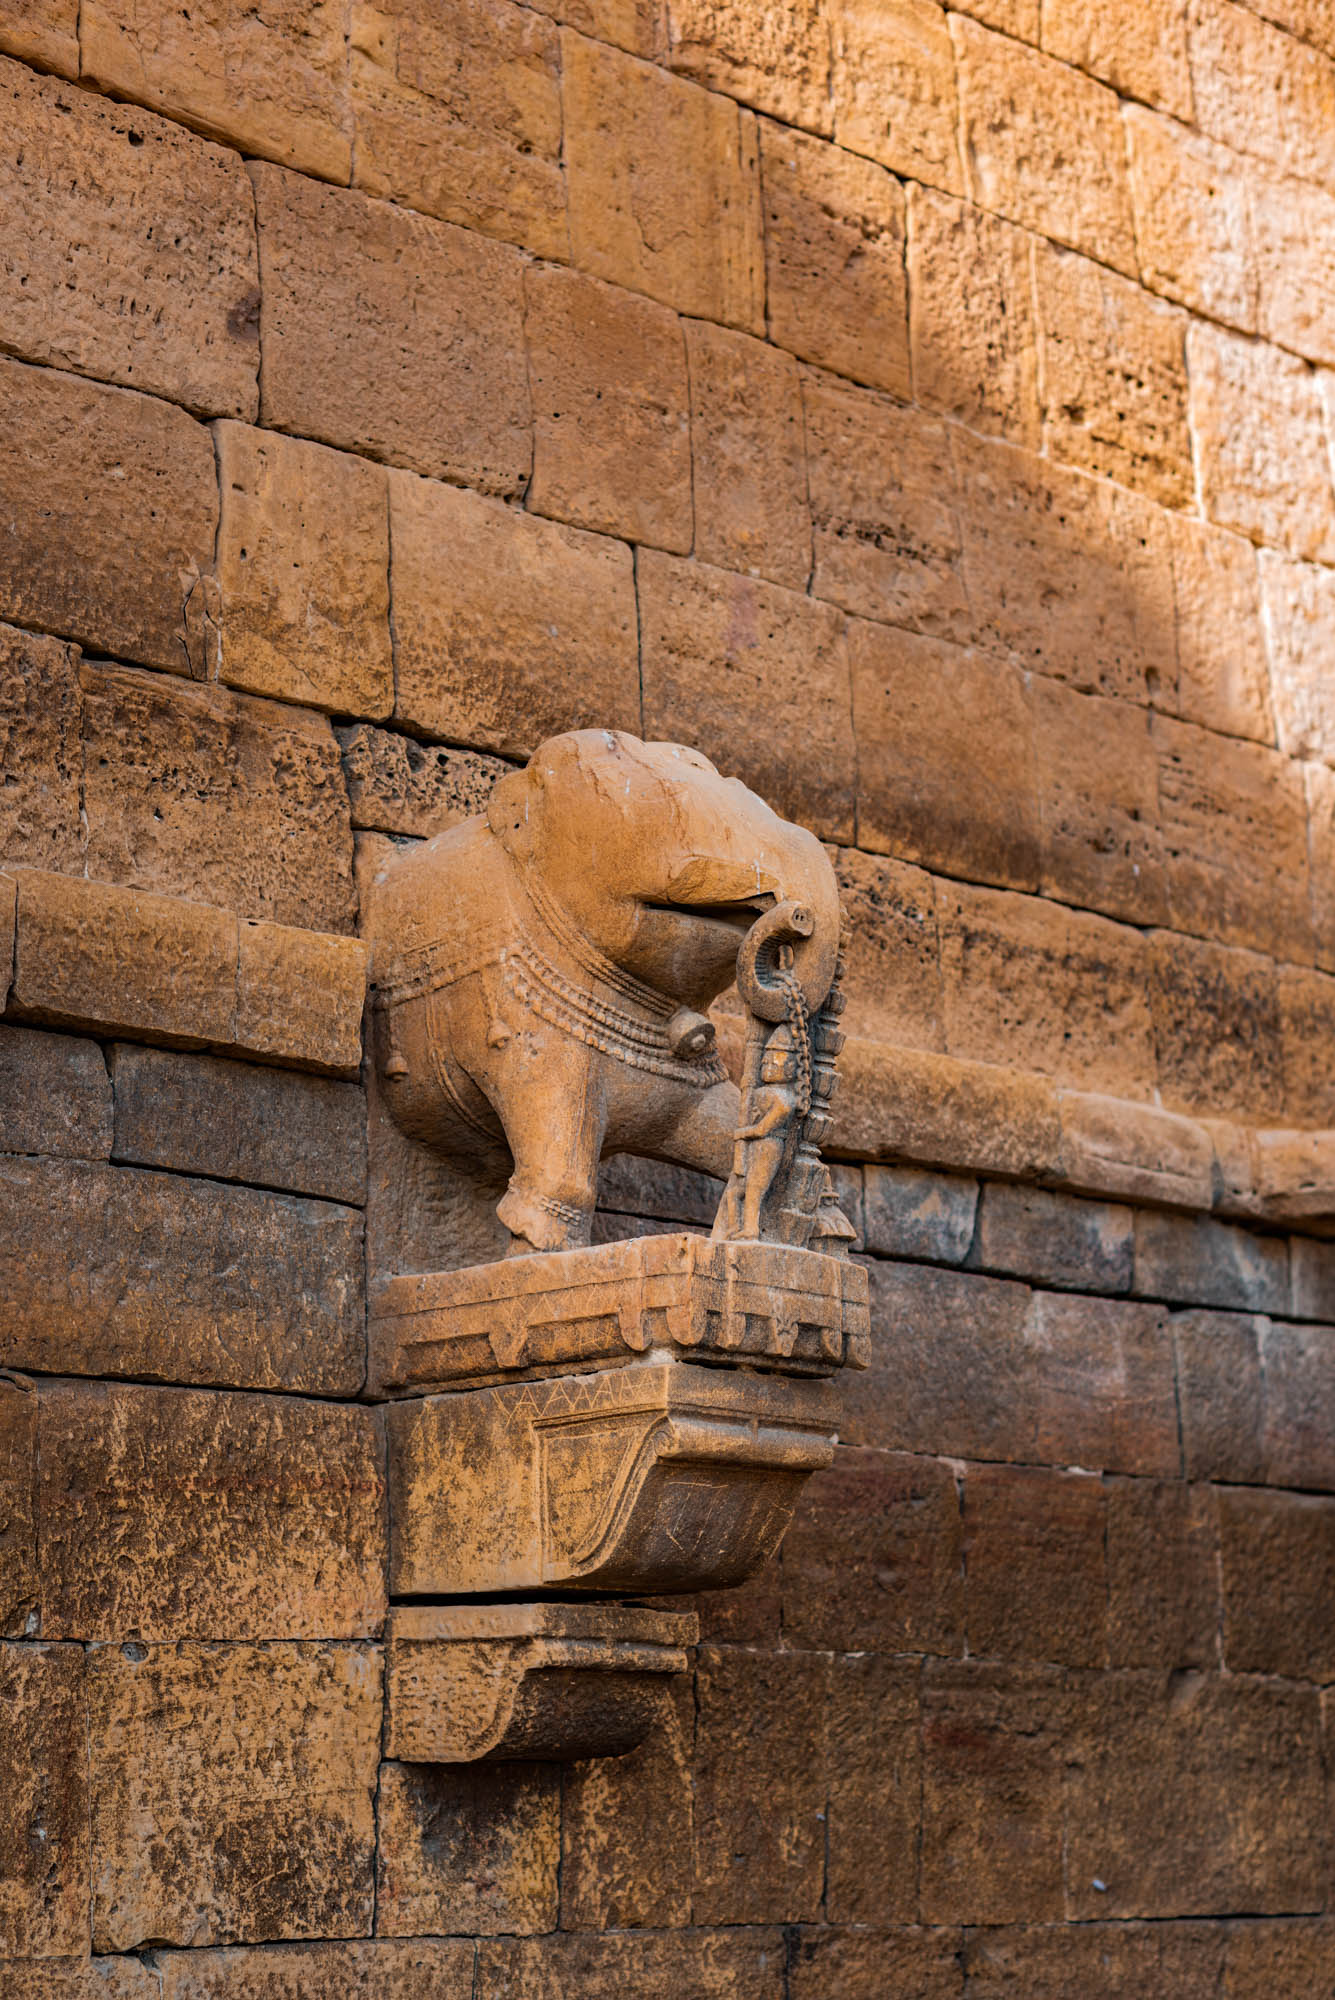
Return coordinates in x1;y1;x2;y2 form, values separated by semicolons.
3;869;366;1077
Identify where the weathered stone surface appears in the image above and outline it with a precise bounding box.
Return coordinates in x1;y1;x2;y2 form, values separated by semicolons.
82;0;352;180
80;665;357;935
376;1760;559;1936
0;1641;88;1957
833;1041;1061;1182
1252;170;1335;366
936;882;1156;1099
1148;930;1285;1120
826;1652;922;1923
0;1157;363;1394
1290;1232;1335;1320
1158;713;1312;960
805;372;969;636
639;552;854;839
13;871;239;1048
789;1928;964;2000
0;1024;112;1162
907;183;1038;446
560;1675;694;1928
1032;678;1168;925
1169;516;1273;741
685;318;810;588
835;848;944;1049
964;1463;1107;1667
1043;0;1192;115
111;1045;364;1204
477;1931;786;2000
564;32;764;333
848;1262;1179;1475
156;1941;474;1999
1134;1209;1289;1313
1219;1487;1335;1679
828;0;964;194
351;0;565;258
88;1640;379;1950
1277;966;1335;1128
252;164;530;492
0;625;82;875
953;14;1137;272
0;0;78;73
0;57;257;418
783;1445;964;1653
921;1661;1072;1923
0;357;217;674
1174;1307;1267;1484
235;921;367;1079
851;625;1039;888
1189;319;1335;561
216;424;391;720
1065;1671;1326;1918
666;0;831;129
1261;1318;1335;1490
390;472;639;758
1189;0;1335;190
1223;1921;1335;1998
1259;550;1335;763
1308;760;1335;973
0;869;13;1012
1107;1477;1218;1670
0;1372;36;1636
964;1921;1224;1998
1033;241;1192;504
977;1184;1134;1294
524;263;692;551
1125;105;1258;329
339;725;508;838
1;1962;159;2000
761;121;910;398
38;1381;384;1642
862;1163;979;1262
692;1646;827;1922
953;427;1176;702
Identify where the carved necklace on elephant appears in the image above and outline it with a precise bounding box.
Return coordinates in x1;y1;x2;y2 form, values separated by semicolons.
503;869;727;1089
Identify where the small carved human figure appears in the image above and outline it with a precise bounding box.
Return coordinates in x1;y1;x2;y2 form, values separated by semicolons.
730;1020;805;1240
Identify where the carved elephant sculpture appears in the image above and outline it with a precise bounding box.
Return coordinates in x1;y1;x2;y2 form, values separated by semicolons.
367;729;842;1254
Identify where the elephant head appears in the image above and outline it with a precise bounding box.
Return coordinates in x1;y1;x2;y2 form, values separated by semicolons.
483;730;841;1017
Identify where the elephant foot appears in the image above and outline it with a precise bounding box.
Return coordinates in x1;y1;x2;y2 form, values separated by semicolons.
497;1182;594;1255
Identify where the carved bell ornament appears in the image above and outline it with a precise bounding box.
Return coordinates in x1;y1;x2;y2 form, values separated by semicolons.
366;729;869;1762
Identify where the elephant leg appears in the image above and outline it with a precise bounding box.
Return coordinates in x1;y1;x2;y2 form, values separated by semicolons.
495;1057;607;1254
656;1079;741;1182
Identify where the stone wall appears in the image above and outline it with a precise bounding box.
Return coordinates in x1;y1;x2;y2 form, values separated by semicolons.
1;0;1334;1992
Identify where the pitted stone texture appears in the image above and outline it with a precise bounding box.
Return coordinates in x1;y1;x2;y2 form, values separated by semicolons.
1169;517;1274;742
907;184;1039;447
0;1373;36;1636
1032;678;1168;927
216;425;392;721
1252;169;1335;367
953;15;1137;273
1033;242;1192;505
0;1023;112;1162
88;1641;380;1951
155;1941;474;1999
1189;320;1335;561
524;263;692;551
1259;551;1335;763
0;624;83;874
963;1463;1107;1667
761;122;910;399
685;319;810;589
525;0;664;52
252;164;531;492
828;0;964;195
1;1963;159;2000
390;473;639;758
38;1382;385;1641
1042;0;1192;116
80;664;357;935
835;848;945;1050
1188;0;1335;192
564;31;764;333
1124;106;1257;331
0;1642;89;1956
339;725;509;838
478;1931;786;1998
0;358;217;675
376;1760;559;1936
0;1156;364;1393
351;0;566;258
789;1929;963;2000
665;0;831;130
1149;930;1285;1121
559;1675;694;1928
0;57;258;417
639;553;854;840
82;0;352;181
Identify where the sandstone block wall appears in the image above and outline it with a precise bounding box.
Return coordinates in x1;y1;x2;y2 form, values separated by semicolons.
2;0;1335;1991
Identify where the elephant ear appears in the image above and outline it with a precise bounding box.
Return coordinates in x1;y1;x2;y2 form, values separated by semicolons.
486;765;540;864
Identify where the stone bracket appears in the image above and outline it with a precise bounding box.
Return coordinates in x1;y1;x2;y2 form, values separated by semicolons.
385;1601;697;1763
